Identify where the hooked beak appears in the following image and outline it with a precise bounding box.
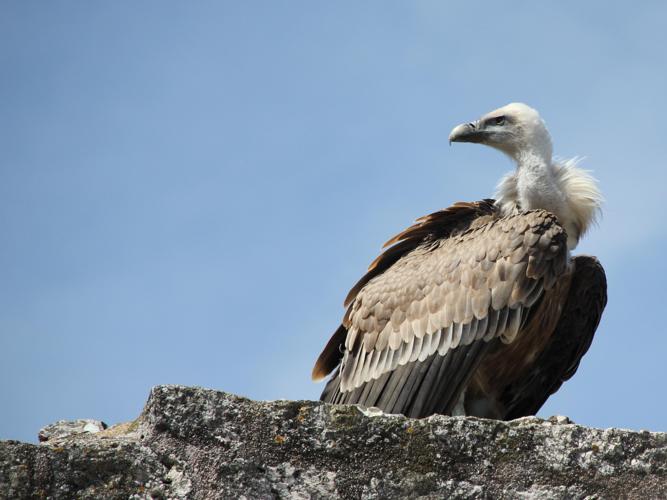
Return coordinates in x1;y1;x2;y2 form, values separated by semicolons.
448;121;486;145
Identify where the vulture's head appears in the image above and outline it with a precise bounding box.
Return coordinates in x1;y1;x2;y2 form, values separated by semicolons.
449;103;553;162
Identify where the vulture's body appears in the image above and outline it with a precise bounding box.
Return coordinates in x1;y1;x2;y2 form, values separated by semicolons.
312;103;607;419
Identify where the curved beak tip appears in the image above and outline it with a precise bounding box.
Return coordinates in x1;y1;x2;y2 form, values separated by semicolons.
448;122;483;145
448;123;467;144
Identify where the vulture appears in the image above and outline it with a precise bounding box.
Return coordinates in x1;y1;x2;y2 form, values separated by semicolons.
312;103;607;420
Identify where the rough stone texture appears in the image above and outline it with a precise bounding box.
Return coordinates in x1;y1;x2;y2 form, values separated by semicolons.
38;419;108;443
1;385;665;499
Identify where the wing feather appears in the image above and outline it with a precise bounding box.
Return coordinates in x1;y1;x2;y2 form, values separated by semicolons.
316;202;570;418
500;256;607;419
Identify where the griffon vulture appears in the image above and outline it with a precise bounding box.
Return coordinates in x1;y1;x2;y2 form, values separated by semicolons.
312;103;607;419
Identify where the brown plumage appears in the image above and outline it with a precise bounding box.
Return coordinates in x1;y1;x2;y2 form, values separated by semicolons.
312;103;607;419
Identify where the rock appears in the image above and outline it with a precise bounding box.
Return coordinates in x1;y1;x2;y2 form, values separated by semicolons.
1;385;665;499
38;419;108;442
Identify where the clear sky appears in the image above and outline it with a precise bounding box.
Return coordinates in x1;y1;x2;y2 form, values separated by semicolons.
2;2;666;443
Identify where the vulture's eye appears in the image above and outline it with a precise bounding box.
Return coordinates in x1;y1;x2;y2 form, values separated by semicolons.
494;116;506;126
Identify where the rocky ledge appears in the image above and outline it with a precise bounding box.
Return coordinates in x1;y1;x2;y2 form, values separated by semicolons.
1;385;665;499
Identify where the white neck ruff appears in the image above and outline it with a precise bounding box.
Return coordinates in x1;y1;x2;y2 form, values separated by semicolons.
494;157;602;250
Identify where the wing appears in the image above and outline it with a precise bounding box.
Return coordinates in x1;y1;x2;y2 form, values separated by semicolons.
314;201;569;418
499;255;607;419
313;199;498;381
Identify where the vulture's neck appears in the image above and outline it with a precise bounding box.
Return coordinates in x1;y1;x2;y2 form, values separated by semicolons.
495;148;602;250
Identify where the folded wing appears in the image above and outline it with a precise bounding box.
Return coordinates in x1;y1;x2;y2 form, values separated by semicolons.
314;201;570;418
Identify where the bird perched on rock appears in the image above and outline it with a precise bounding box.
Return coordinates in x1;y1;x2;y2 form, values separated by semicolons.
312;103;606;419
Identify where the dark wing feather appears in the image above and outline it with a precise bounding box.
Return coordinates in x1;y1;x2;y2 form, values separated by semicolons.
500;255;607;419
322;340;496;418
311;325;347;381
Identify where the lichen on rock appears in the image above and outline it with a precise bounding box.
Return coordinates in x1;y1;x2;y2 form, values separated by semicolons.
1;385;665;499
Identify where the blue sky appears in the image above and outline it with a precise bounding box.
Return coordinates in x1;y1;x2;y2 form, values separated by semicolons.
2;2;666;442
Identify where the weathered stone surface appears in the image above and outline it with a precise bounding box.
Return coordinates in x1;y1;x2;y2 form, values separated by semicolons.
38;419;108;443
1;385;665;499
